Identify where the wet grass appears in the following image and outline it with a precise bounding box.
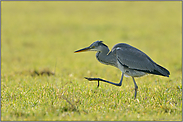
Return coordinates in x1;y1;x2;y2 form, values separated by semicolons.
1;1;182;121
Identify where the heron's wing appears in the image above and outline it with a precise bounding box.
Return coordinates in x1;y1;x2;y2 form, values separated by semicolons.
114;44;155;70
112;43;169;76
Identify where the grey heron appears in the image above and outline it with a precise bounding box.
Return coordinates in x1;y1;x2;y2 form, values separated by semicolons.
74;41;170;99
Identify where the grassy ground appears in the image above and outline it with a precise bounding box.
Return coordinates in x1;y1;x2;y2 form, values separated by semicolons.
1;1;182;121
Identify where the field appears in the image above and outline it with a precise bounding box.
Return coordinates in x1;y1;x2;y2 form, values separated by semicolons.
1;1;182;121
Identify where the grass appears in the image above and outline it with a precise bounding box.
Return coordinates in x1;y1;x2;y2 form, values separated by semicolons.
1;1;182;121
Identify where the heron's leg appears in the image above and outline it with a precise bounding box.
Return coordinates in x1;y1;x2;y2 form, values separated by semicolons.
132;77;138;99
85;73;124;87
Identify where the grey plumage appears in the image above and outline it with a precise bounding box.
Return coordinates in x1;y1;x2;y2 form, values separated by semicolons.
112;43;170;77
74;41;170;99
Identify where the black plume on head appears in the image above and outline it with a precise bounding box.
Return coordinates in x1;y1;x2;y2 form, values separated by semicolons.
97;40;108;47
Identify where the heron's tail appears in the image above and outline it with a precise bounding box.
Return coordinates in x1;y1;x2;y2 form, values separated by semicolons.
154;64;170;77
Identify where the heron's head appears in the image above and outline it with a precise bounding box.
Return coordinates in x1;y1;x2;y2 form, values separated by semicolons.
74;41;108;53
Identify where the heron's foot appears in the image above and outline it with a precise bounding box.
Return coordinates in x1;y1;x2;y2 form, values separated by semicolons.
97;81;99;87
84;77;101;81
134;95;137;99
84;77;100;87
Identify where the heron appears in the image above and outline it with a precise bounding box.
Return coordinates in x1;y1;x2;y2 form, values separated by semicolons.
74;41;170;99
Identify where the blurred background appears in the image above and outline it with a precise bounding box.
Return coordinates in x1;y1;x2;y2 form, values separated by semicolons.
2;1;181;79
1;1;182;121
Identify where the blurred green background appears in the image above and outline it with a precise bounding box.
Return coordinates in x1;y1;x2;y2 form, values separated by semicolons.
1;1;182;121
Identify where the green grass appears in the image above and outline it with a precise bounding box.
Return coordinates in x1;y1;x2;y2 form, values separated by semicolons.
1;1;182;121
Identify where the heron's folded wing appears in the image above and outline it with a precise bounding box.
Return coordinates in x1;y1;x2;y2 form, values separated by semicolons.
115;45;156;72
112;43;170;77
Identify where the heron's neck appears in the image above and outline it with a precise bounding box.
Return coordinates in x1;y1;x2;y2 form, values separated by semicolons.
96;46;116;66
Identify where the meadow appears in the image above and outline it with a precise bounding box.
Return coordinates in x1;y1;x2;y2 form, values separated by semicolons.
1;1;182;121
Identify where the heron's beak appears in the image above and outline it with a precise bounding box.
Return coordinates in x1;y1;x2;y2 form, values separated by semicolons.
74;47;91;53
